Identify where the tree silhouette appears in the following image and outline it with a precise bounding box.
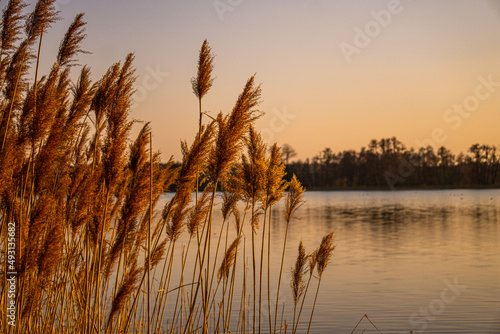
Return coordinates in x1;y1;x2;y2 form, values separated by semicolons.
282;144;297;164
284;137;499;189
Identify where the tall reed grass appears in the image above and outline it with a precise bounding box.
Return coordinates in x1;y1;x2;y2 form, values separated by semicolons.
0;1;335;333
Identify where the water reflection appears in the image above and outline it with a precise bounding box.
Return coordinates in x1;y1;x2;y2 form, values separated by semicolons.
158;190;500;334
279;190;500;333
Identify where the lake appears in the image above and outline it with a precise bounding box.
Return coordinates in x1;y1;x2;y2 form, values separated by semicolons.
156;189;500;333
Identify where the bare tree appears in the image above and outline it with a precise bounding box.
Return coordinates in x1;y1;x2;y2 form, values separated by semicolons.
282;143;297;164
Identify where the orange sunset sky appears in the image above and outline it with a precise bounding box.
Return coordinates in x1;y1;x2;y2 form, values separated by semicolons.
36;0;500;161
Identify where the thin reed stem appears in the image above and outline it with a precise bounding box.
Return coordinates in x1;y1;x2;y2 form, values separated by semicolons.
147;131;152;334
274;222;289;333
306;277;322;334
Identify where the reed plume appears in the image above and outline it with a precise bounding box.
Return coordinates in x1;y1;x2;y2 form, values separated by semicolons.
263;143;287;209
238;125;267;206
106;123;152;276
34;68;73;192
164;122;215;241
291;240;307;332
207;76;262;185
28;65;60;145
217;236;240;282
285;174;305;223
191;39;215;101
89;62;120;169
68;65;93;123
221;191;239;223
187;187;212;237
25;0;59;41
315;230;335;277
1;38;30;103
21;194;54;276
36;219;64;279
291;241;307;304
107;265;141;328
57;12;89;67
147;239;168;270
0;0;26;63
102;53;135;191
174;122;215;203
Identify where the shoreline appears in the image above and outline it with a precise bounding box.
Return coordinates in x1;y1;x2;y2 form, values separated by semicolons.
304;185;500;191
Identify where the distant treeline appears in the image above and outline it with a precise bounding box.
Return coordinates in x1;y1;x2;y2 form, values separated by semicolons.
284;137;499;190
163;137;500;190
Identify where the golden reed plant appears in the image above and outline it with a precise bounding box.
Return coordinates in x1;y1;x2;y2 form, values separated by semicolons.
0;1;335;333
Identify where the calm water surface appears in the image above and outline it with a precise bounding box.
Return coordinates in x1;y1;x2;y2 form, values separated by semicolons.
159;189;500;333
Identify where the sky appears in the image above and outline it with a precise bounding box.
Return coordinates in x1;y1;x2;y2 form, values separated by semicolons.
31;0;500;161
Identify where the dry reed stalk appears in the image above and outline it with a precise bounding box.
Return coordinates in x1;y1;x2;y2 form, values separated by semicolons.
293;249;317;334
192;39;215;204
183;76;261;334
306;230;335;334
274;175;305;333
168;244;190;333
93;53;137;330
206;200;231;310
168;125;215;334
259;140;288;334
291;241;307;334
218;236;240;333
83;61;120;326
222;199;246;332
263;144;286;332
106;123;152;279
231;125;266;334
151;124;214;333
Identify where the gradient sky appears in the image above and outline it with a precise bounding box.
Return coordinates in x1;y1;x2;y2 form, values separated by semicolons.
35;0;500;161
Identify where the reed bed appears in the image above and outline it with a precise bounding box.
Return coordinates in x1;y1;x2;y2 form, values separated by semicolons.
0;1;335;333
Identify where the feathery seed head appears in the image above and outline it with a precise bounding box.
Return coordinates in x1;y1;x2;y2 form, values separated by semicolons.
25;0;59;41
107;265;141;327
57;12;89;66
284;174;305;223
217;236;240;282
191;39;215;100
291;241;307;304
316;230;335;277
187;187;211;237
0;0;26;54
207;76;262;184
